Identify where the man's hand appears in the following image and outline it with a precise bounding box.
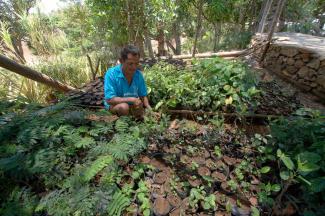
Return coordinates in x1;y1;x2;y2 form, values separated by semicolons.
132;97;143;107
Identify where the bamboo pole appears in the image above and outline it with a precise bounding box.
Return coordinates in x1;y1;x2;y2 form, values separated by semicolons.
259;0;287;62
167;50;248;60
0;54;75;92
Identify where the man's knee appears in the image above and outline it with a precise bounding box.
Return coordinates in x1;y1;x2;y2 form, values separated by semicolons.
112;103;130;116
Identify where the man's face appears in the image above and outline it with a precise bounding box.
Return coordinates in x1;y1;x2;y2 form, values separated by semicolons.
121;53;140;75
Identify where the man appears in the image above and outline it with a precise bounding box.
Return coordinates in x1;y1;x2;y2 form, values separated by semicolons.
104;45;151;118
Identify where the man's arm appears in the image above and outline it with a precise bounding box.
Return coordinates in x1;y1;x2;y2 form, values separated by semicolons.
140;96;151;109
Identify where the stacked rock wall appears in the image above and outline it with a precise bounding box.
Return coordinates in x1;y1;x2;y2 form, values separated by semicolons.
263;45;325;99
251;33;325;101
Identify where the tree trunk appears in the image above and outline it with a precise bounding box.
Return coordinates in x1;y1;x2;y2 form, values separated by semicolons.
157;23;166;56
172;22;181;55
0;54;75;92
258;0;273;33
144;30;154;59
213;23;221;52
166;40;177;54
192;0;203;57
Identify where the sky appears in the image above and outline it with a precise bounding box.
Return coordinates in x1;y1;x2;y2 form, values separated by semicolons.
34;0;68;14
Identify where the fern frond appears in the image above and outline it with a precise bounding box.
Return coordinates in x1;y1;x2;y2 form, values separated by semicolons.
75;137;95;149
88;122;113;137
0;187;38;216
107;190;131;216
82;155;113;182
115;117;129;133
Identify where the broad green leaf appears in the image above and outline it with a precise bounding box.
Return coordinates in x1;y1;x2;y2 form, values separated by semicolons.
225;96;233;105
277;150;295;170
309;176;325;193
280;171;290;180
277;149;283;158
298;162;320;174
223;85;231;91
154;101;164;110
271;184;281;192
251;207;260;216
260;166;271;174
297;152;321;164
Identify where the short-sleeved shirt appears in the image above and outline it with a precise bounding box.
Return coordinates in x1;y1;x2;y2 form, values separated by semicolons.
103;64;148;109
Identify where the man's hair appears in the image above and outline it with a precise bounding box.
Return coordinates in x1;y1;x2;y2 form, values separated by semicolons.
120;45;140;61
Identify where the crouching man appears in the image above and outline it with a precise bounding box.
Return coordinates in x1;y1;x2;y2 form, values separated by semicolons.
103;45;151;118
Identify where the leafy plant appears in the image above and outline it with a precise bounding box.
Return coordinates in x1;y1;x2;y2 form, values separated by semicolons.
136;180;151;216
107;190;131;216
145;58;259;113
189;186;216;211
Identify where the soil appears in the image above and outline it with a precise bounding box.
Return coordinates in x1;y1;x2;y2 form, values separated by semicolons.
124;120;273;215
247;58;325;114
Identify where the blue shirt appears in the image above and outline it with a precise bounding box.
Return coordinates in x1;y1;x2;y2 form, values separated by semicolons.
103;64;148;109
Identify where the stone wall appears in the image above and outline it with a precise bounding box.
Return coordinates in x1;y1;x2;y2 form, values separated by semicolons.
252;33;325;101
263;45;325;99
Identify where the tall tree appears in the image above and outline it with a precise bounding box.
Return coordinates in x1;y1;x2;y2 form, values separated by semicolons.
0;0;36;63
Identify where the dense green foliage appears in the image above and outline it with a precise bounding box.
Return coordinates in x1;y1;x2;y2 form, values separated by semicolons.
270;111;325;214
251;110;325;215
0;101;167;215
145;57;259;112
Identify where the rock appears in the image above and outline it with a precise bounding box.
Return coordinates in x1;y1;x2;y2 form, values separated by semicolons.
167;194;181;208
180;155;192;165
269;51;280;57
192;156;205;165
198;166;211;176
214;211;227;216
297;66;309;78
277;56;284;64
297;79;312;91
285;66;298;75
139;155;151;164
188;176;202;187
307;59;320;70
309;75;317;82
153;197;171;216
215;160;226;169
321;60;325;67
169;208;181;216
180;197;190;211
280;47;298;57
318;66;325;75
212;171;227;182
294;60;304;68
154;172;168;184
301;53;310;62
231;206;251;216
223;156;237;166
287;58;295;65
316;75;325;88
310;82;318;88
205;159;218;171
269;63;282;73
